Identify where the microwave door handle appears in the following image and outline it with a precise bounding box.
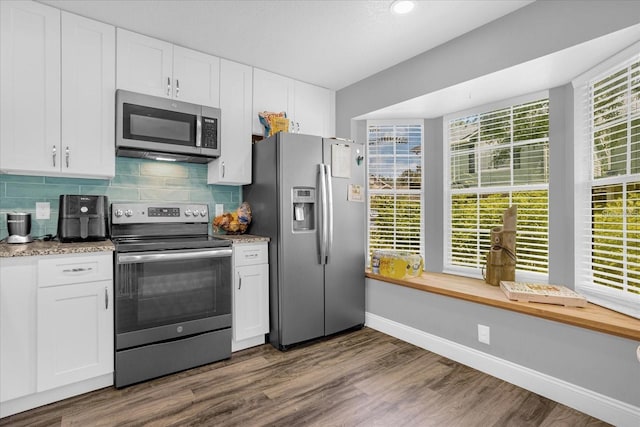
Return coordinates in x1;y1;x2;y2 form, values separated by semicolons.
196;116;202;147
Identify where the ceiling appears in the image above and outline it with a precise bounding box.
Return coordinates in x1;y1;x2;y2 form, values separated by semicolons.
40;0;534;91
359;23;640;120
39;1;640;120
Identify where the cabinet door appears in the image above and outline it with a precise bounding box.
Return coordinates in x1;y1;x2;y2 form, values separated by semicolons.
293;80;335;137
116;28;173;98
61;12;115;178
233;263;269;342
0;257;37;403
252;68;294;135
173;46;220;107
208;59;252;185
0;0;60;175
37;280;113;392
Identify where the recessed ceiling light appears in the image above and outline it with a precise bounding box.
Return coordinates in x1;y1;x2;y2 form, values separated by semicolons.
391;0;415;15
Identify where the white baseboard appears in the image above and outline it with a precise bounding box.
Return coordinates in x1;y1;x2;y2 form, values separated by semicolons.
232;334;266;352
365;312;640;427
0;373;112;419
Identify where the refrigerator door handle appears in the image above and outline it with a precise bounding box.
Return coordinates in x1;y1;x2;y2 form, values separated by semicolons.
318;163;328;265
325;163;334;263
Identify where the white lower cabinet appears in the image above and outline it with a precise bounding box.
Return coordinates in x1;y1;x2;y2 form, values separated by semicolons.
232;242;269;352
0;252;113;418
0;257;38;403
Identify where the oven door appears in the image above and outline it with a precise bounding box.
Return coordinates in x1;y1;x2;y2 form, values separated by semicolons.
114;247;232;350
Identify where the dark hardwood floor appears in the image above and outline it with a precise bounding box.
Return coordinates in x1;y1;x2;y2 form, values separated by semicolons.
1;328;609;426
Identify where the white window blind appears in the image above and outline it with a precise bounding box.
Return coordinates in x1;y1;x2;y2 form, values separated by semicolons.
367;122;423;259
575;49;640;319
446;98;549;278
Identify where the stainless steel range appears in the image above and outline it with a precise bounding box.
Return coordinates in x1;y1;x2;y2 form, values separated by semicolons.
111;202;232;388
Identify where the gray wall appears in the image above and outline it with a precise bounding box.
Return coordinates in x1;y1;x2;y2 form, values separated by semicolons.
340;0;640;411
336;0;640;137
366;279;640;407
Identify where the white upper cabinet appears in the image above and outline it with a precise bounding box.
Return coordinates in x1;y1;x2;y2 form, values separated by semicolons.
0;0;61;175
208;59;253;185
117;29;220;107
116;28;172;98
173;46;220;108
0;1;115;178
61;12;115;178
252;68;335;138
294;80;335;138
252;69;294;135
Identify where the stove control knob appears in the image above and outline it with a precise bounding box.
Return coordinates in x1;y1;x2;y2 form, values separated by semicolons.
184;209;192;217
114;209;123;217
200;210;207;217
193;209;200;217
124;209;133;217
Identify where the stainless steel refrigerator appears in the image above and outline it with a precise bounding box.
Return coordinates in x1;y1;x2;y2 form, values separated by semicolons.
244;132;365;350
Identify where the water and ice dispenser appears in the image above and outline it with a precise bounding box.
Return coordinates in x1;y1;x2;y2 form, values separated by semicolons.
292;187;315;232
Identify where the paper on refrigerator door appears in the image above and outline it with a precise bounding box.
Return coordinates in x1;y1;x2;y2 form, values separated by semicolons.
331;144;351;178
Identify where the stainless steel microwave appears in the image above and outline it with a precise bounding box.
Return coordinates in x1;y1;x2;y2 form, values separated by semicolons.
116;89;221;163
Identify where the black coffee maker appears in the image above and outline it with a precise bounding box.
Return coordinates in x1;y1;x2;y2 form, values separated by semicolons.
57;195;109;242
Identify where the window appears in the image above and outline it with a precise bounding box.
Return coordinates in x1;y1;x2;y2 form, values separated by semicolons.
574;44;640;319
366;121;424;260
445;96;550;279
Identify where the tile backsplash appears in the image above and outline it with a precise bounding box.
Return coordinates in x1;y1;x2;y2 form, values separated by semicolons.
0;157;242;239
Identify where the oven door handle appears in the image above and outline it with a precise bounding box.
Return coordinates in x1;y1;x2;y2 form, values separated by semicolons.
117;248;232;264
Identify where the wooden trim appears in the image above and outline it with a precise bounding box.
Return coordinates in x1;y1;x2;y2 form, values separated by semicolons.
365;270;640;342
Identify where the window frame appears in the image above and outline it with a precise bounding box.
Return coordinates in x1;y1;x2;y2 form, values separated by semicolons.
572;41;640;320
443;91;550;283
366;119;425;263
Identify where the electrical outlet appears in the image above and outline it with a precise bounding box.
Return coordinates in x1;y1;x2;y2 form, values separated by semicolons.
36;202;50;220
215;204;224;216
478;324;490;345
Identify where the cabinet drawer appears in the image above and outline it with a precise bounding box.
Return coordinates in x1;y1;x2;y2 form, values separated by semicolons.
234;243;268;267
38;253;113;287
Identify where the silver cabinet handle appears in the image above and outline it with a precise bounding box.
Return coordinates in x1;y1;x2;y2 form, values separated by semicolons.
175;79;180;97
65;146;70;168
222;161;225;178
52;145;57;167
238;272;261;289
167;77;171;96
105;286;109;310
62;267;93;273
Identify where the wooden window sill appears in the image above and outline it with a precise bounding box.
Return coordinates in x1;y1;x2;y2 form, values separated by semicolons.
365;270;640;342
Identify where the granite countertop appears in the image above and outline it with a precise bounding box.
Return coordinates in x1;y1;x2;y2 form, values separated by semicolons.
213;234;270;244
0;240;115;258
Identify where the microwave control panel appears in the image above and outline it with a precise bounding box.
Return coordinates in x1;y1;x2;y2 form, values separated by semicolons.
201;117;218;149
